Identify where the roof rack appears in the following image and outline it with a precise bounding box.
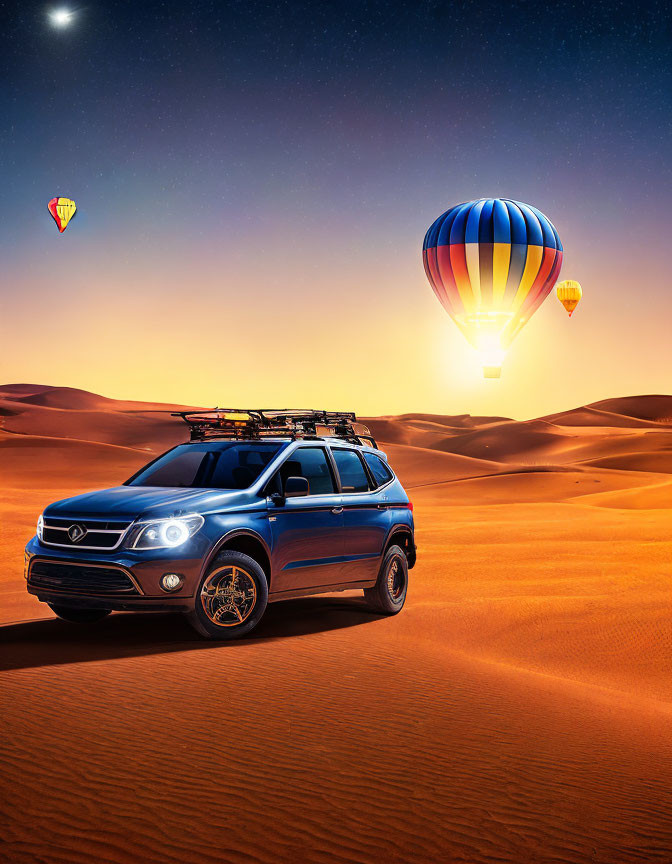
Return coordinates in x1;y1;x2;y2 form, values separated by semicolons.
172;408;378;448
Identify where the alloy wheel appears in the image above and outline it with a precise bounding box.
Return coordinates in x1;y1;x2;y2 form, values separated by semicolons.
200;565;257;627
386;554;405;601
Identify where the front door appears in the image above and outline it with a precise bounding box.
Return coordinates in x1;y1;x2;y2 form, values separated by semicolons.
268;446;344;594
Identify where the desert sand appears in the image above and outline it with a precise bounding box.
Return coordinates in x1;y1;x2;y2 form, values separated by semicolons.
1;385;671;864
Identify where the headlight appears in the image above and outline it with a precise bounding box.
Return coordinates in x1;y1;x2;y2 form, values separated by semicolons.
37;514;44;541
129;515;204;550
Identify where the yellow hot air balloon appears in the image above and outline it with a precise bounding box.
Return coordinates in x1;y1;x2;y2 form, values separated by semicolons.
556;280;582;317
48;197;77;233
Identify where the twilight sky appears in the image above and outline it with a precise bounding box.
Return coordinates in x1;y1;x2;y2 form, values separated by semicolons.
1;0;670;417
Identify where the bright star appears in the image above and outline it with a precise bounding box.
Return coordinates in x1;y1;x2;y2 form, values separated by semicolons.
49;8;75;27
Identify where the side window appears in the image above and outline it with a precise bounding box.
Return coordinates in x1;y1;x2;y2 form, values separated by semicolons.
279;447;335;495
332;449;370;493
363;452;393;487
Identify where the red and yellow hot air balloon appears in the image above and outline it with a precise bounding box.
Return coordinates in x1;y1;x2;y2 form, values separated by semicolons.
556;280;582;316
48;197;77;233
423;198;563;377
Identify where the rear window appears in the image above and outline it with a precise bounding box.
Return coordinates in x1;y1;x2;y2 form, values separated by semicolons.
332;449;370;493
363;452;393;487
127;442;282;489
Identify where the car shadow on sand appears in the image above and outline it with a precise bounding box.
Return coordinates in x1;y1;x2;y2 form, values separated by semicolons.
0;595;384;672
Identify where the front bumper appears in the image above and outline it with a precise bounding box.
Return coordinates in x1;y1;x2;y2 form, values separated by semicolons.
24;534;210;611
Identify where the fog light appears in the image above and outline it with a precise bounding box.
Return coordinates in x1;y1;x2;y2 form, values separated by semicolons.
161;573;183;592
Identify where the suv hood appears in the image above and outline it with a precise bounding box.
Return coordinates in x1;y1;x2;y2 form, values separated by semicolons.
44;486;253;520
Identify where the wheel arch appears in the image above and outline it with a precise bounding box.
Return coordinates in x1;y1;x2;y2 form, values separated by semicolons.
203;529;272;586
384;524;416;569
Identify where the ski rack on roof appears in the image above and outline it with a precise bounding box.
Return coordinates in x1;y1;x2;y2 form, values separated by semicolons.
172;408;378;448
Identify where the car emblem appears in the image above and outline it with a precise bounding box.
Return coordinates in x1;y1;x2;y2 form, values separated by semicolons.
68;524;87;543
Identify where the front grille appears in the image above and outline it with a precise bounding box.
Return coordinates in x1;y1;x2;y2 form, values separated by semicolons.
42;517;132;550
29;561;139;595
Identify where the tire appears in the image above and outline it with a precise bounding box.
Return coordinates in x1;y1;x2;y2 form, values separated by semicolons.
48;604;111;624
187;551;269;640
364;544;408;615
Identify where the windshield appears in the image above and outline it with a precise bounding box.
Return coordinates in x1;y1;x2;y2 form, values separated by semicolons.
126;442;284;489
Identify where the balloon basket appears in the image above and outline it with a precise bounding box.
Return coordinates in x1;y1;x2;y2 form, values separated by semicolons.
483;366;501;379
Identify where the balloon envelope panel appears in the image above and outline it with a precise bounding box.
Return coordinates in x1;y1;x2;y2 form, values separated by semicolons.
423;198;563;351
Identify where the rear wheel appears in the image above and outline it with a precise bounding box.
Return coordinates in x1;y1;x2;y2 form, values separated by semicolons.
364;544;408;615
48;604;111;624
187;551;268;639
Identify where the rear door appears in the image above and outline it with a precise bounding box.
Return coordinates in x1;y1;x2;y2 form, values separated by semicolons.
330;447;390;582
267;446;344;594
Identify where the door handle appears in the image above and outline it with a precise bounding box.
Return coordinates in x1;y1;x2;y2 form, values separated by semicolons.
331;507;343;514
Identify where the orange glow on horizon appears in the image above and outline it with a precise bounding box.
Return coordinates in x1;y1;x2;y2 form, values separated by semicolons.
3;217;670;420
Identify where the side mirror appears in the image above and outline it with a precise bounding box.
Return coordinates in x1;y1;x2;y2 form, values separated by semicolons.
284;476;309;498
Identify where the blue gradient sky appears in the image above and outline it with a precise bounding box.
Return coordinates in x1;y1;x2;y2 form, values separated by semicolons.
2;1;670;416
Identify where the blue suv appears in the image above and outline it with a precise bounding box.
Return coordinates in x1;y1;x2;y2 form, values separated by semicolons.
24;410;416;639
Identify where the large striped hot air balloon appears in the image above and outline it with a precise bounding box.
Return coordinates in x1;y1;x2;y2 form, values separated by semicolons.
423;198;563;377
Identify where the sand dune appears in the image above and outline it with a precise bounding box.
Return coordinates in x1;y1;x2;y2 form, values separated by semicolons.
572;477;672;509
0;400;186;451
0;385;192;478
0;383;56;398
432;418;570;462
1;385;670;864
363;412;509;448
378;442;504;487
543;405;663;429
0;432;148;488
590;394;672;423
367;396;672;477
0;383;198;414
412;464;667;505
4;384;121;410
580;451;672;474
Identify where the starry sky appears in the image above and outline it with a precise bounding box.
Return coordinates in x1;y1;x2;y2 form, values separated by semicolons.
2;0;670;417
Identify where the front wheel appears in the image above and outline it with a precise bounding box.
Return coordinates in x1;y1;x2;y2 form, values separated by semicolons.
48;604;111;623
364;544;408;615
187;551;268;640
